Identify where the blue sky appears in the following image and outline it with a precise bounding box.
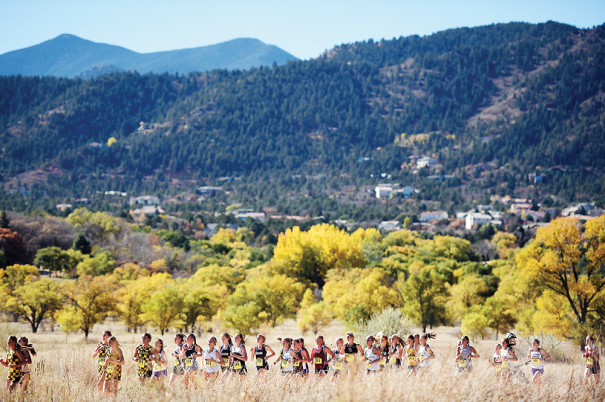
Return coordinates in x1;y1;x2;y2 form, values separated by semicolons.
1;0;603;59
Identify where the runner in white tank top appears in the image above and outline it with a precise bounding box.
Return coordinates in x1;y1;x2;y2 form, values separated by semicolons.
528;339;550;387
418;333;436;369
203;337;223;380
364;336;381;373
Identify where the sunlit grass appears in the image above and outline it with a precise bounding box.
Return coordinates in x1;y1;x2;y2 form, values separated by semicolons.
0;321;602;401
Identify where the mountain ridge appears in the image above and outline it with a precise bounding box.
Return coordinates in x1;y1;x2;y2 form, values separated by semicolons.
0;34;298;77
1;21;604;214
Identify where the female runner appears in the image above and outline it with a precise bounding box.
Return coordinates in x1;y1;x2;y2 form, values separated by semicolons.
500;337;518;380
583;335;601;385
0;336;28;392
220;333;233;373
230;334;248;376
340;332;363;365
298;338;311;377
403;335;418;375
390;335;403;369
250;334;275;375
332;338;344;377
364;336;381;374
180;333;203;388
528;339;550;386
311;335;335;376
276;338;294;375
102;336;124;395
489;343;503;376
92;330;111;391
133;333;153;384
378;335;390;370
151;338;168;383
169;333;185;387
417;333;436;371
455;335;479;375
203;336;223;381
17;337;35;393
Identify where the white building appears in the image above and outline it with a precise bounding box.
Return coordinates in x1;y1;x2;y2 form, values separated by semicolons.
375;186;393;198
419;211;449;222
378;220;401;232
129;195;160;206
465;212;502;230
417;156;437;169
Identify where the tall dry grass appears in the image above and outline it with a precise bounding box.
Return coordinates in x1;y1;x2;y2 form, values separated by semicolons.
0;321;602;401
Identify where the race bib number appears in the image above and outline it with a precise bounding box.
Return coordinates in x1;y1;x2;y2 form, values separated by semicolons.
367;362;373;369
587;357;594;366
281;359;289;368
346;354;353;362
99;357;106;364
138;361;146;369
457;359;467;368
185;358;193;367
334;361;343;370
256;358;264;367
314;357;323;365
205;359;213;367
495;365;502;372
380;359;386;366
233;360;243;370
293;361;300;367
502;360;509;369
174;358;180;366
408;356;416;365
153;362;162;371
532;358;540;366
105;365;113;374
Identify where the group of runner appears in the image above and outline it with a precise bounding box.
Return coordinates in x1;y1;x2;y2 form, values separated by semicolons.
1;329;599;394
0;336;36;393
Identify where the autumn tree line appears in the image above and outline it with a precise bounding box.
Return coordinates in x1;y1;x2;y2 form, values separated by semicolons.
0;208;604;345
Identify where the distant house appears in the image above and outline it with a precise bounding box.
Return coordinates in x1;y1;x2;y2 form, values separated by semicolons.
235;211;266;222
129;195;160;206
105;190;127;197
378;220;401;232
528;173;548;184
375;186;393;199
130;205;165;220
417;156;437;169
561;203;594;217
419;211;449;222
197;186;224;196
401;186;418;199
56;204;73;212
510;203;532;214
465;212;502;230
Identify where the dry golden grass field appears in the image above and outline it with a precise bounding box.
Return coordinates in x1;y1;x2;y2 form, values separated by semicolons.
0;320;603;401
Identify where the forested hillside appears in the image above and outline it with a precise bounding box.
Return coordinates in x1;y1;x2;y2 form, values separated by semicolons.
1;21;604;214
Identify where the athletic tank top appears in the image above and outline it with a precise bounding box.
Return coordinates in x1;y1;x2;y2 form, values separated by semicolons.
530;349;543;370
220;345;231;361
381;345;389;365
280;348;293;372
344;343;358;363
231;344;245;371
203;348;220;373
365;347;380;371
153;350;167;371
301;348;309;371
333;349;343;371
585;346;596;368
311;345;327;368
183;344;198;368
255;345;268;368
458;345;472;368
406;346;417;367
391;345;401;365
418;344;431;367
173;345;182;366
501;347;513;369
493;352;502;371
291;348;303;372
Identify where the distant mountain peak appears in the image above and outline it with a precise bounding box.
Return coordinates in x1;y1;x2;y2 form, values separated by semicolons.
0;35;297;77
